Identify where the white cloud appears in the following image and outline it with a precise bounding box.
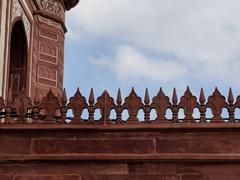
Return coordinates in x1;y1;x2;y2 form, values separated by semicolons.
91;45;187;82
67;0;240;85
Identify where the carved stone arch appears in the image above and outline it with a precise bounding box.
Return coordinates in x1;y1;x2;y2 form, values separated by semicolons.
8;19;28;98
10;16;29;47
11;0;31;48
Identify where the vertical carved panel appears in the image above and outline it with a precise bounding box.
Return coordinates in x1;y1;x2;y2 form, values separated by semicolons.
35;17;63;97
39;41;58;64
38;65;57;87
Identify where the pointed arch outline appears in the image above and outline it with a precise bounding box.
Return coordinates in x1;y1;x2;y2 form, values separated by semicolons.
7;18;28;98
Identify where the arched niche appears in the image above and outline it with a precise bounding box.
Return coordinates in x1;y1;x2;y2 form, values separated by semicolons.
8;20;28;98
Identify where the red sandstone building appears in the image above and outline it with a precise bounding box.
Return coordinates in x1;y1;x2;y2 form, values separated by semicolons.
0;0;78;99
1;1;240;180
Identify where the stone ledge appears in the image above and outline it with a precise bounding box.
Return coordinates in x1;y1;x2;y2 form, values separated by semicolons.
1;154;240;163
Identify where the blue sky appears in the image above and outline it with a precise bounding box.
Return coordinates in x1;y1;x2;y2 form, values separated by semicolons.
63;0;240;101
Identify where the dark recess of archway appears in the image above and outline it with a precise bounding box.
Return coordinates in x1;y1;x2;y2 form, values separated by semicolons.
8;20;27;98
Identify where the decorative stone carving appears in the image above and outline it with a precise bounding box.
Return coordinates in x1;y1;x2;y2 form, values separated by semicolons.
95;91;116;121
123;88;143;122
151;88;171;120
39;89;61;121
38;16;64;34
39;28;59;41
12;89;32;122
67;88;88;121
12;0;31;47
37;0;65;21
39;41;58;64
206;88;228;121
179;87;199;121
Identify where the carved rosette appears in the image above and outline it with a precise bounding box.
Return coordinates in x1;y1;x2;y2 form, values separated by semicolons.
12;0;31;47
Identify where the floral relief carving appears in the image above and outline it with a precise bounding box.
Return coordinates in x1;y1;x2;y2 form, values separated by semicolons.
37;0;65;20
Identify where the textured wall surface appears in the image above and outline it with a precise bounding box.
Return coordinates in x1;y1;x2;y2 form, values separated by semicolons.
0;124;240;180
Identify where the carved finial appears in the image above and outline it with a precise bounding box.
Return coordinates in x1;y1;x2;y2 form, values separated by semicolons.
61;88;67;105
207;87;227;121
39;88;61;122
124;87;143;122
159;87;163;94
131;87;135;94
144;88;150;105
74;87;82;96
228;87;234;104
199;88;206;105
117;88;122;105
104;89;108;97
89;88;95;105
172;87;178;105
34;88;41;105
7;88;12;105
214;87;220;94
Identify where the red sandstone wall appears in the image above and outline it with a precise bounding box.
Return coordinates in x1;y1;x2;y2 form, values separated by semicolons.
0;124;240;180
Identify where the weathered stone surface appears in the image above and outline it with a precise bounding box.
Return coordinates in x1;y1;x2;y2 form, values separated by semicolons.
156;133;240;154
0;175;13;180
34;139;155;154
0;125;240;179
81;175;179;180
0;163;128;175
0;137;30;154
